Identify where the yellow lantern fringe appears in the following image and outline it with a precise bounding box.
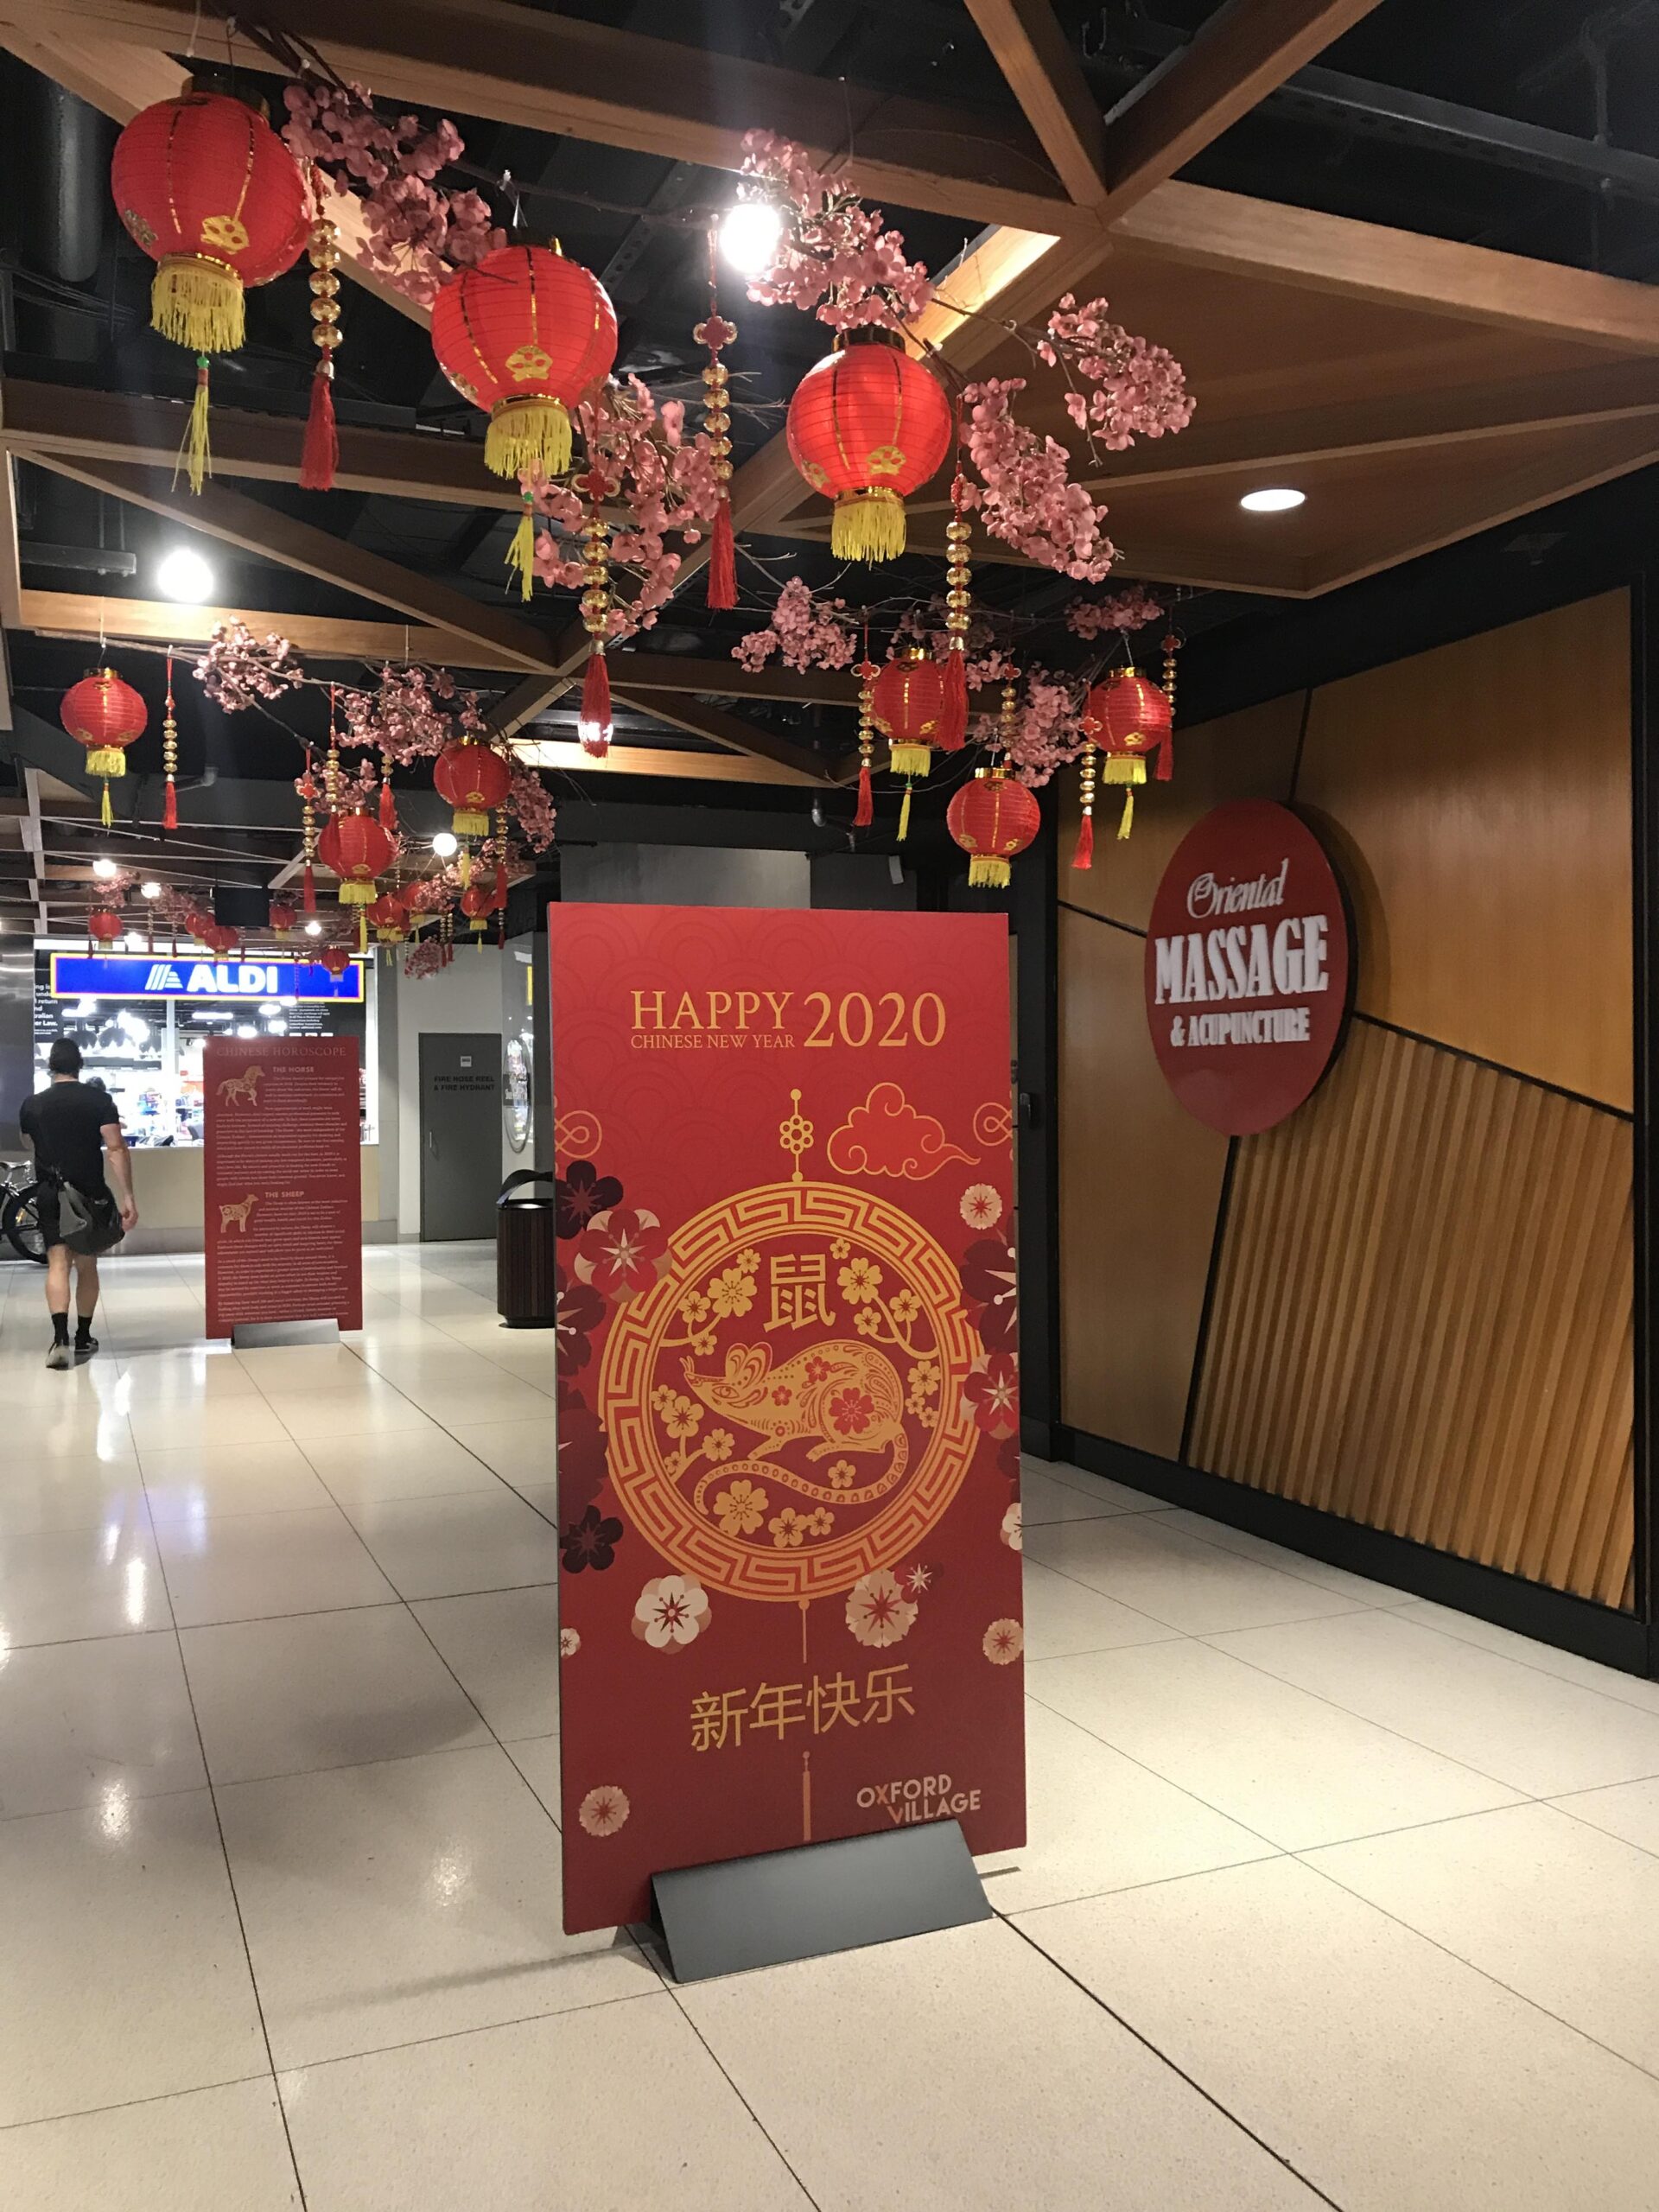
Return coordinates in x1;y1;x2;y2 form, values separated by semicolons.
485;396;572;481
338;880;376;904
86;748;127;781
831;486;905;562
451;808;489;838
968;855;1013;889
505;493;537;602
151;256;245;353
889;743;932;780
1099;755;1147;842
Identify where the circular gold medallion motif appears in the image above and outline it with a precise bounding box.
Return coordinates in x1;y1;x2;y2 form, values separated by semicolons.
600;1180;979;1602
199;213;251;254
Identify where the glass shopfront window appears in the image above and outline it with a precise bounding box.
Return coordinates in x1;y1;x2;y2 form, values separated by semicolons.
32;947;378;1147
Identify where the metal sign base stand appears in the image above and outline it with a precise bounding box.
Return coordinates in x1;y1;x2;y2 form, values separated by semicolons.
231;1319;340;1348
648;1819;992;1984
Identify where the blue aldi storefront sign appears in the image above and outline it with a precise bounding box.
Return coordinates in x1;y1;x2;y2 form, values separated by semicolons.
50;955;365;1003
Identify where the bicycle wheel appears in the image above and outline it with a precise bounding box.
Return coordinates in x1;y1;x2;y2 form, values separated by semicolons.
3;1182;49;1264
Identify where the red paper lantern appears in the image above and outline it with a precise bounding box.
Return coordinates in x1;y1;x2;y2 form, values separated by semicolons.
111;93;308;493
871;650;953;781
1082;669;1173;779
431;245;618;480
433;739;512;838
947;766;1041;889
315;815;342;880
367;891;409;944
185;906;213;942
332;811;396;908
62;668;147;825
269;900;297;938
319;944;352;979
87;907;124;946
786;331;953;561
461;884;493;933
201;923;238;957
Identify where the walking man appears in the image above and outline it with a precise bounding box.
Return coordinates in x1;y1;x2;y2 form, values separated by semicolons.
20;1039;138;1368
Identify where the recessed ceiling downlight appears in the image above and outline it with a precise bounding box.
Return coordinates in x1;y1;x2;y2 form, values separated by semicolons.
1240;487;1306;514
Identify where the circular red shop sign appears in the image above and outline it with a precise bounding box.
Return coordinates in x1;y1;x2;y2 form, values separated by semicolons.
1144;799;1351;1136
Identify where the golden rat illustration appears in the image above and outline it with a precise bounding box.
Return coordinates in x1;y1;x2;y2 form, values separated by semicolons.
683;1340;908;1514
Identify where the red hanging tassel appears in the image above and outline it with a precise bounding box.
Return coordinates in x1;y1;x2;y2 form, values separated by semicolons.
302;861;316;913
580;648;612;759
938;646;968;750
493;859;508;909
707;498;736;610
378;775;397;831
1071;811;1095;871
1157;728;1173;783
299;367;338;493
854;761;874;828
162;778;178;831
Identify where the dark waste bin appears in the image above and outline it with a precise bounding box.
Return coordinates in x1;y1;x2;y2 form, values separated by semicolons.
497;1170;558;1328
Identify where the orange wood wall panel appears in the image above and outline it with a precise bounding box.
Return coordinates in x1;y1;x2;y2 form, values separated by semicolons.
1188;1020;1634;1606
1058;691;1306;932
1058;906;1230;1457
1294;589;1632;1109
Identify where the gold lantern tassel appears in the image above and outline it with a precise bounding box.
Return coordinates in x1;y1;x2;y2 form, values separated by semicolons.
1072;742;1096;871
152;257;244;353
897;781;912;841
1100;754;1147;840
505;486;537;601
174;354;213;496
832;487;905;563
696;263;737;610
162;649;178;830
854;646;875;829
486;395;571;481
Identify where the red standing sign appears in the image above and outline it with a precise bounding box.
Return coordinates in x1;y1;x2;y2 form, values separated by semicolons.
551;906;1026;1936
204;1035;363;1338
1145;799;1351;1135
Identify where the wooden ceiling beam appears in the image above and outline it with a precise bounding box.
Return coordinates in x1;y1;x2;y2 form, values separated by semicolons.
511;738;827;789
610;689;838;785
1095;0;1385;217
1114;180;1659;352
1304;416;1659;595
0;456;21;732
34;0;1075;238
20;454;560;673
0;29;430;326
963;0;1107;207
0;381;510;510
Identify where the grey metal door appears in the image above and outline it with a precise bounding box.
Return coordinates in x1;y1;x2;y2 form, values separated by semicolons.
419;1033;501;1241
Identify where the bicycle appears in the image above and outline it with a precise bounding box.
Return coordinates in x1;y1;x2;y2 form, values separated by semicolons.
1;1159;48;1264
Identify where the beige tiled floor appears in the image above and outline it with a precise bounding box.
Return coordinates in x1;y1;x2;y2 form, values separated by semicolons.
4;1243;1659;2208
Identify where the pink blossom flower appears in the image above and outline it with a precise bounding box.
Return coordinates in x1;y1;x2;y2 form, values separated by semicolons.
732;579;857;675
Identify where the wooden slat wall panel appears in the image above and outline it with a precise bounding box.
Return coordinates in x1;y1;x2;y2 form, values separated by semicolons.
1295;589;1632;1109
1058;691;1306;933
1058;906;1230;1457
1189;1021;1634;1605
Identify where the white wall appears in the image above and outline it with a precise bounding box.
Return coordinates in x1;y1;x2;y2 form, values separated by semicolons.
390;941;505;1236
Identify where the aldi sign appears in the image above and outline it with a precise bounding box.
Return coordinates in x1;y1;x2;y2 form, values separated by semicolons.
49;955;365;1003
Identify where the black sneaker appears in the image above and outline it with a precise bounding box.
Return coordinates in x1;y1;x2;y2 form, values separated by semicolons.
45;1341;72;1370
73;1335;99;1361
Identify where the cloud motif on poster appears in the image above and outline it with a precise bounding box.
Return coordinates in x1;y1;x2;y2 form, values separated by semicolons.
825;1082;976;1181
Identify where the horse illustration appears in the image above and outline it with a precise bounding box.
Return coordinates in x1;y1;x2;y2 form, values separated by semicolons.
682;1339;908;1513
219;1195;258;1235
217;1067;263;1108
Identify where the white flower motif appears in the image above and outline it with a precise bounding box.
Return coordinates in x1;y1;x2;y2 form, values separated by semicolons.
560;1626;582;1656
846;1567;918;1648
632;1573;710;1649
578;1784;630;1837
982;1617;1024;1666
961;1182;1003;1230
1000;1503;1022;1553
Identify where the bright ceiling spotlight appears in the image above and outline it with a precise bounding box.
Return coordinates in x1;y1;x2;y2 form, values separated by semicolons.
1239;486;1306;514
431;830;459;858
92;855;118;879
156;545;216;603
720;199;784;278
303;918;323;937
125;932;147;953
140;880;162;899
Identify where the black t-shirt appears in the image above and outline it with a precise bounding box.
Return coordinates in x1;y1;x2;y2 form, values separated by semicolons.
20;1081;118;1193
